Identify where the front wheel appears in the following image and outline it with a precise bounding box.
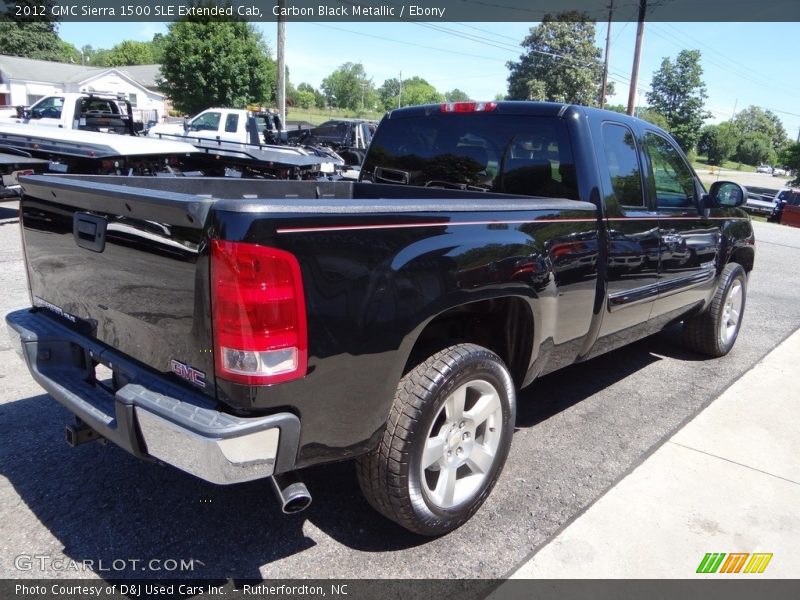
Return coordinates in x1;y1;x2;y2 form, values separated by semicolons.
356;344;516;536
683;263;747;357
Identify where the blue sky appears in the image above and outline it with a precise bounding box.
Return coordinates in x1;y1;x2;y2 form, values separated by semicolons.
58;20;800;139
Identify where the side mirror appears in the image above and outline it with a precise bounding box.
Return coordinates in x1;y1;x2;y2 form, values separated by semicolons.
706;181;747;208
183;118;190;132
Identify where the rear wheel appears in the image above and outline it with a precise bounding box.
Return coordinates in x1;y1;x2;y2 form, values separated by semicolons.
356;344;516;535
683;263;747;357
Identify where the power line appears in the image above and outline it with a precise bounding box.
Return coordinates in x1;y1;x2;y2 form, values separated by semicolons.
649;23;800;96
307;23;508;64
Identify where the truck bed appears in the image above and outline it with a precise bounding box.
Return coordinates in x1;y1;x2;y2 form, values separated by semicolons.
17;173;598;455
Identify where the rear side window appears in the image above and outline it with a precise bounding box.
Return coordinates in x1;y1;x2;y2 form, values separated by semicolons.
601;123;644;208
361;114;578;199
225;114;239;133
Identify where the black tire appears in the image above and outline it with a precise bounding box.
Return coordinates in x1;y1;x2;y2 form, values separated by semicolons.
683;263;747;357
356;344;516;536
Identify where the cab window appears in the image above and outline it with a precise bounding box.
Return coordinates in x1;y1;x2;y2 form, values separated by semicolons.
601;123;644;208
30;96;64;120
644;133;696;209
361;114;578;199
190;112;221;132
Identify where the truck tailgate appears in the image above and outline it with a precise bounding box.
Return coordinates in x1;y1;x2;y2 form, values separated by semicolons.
18;175;216;397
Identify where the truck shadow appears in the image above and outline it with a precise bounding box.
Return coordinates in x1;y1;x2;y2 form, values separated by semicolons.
0;328;705;579
0;393;421;581
515;328;698;427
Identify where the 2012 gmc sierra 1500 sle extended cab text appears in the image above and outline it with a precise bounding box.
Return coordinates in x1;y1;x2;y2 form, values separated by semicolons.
6;102;755;535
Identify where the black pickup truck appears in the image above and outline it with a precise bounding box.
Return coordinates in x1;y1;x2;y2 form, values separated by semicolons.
6;101;755;535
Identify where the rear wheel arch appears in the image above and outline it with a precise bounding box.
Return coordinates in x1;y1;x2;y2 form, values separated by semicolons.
401;295;536;388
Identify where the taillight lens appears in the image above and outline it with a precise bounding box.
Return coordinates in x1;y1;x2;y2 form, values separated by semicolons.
441;101;497;113
211;240;307;385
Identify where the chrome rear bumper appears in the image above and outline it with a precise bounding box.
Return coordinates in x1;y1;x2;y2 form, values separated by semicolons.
6;308;301;484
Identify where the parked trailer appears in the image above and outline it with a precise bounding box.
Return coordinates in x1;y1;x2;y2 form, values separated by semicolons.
0;123;200;196
149;132;345;179
0;151;50;198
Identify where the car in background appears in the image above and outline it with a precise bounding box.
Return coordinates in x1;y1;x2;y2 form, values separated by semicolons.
768;187;800;224
756;164;773;174
772;167;788;176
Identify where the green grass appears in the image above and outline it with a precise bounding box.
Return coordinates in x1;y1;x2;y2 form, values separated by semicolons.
287;106;385;126
692;155;757;173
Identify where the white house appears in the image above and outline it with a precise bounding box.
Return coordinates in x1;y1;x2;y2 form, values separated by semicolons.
0;55;166;122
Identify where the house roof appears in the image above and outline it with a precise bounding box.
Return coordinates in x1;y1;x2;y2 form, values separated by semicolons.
0;54;94;84
0;55;162;90
116;64;162;89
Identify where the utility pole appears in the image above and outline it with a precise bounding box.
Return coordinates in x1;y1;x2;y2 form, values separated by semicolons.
398;70;402;109
277;0;286;127
600;0;613;109
626;0;647;116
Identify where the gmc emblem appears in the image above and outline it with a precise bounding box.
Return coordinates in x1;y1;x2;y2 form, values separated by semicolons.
170;359;207;388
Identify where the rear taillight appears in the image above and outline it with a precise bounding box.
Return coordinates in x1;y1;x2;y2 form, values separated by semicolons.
441;101;497;113
211;240;307;385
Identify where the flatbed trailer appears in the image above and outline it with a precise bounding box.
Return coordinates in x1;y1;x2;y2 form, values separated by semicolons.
0;151;50;198
149;132;344;179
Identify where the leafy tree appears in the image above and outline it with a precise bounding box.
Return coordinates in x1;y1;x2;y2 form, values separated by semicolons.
104;41;154;66
732;106;788;157
646;49;710;152
149;34;168;64
378;78;401;110
604;104;627;114
637;108;669;130
56;39;81;64
322;63;375;111
378;76;444;110
0;1;79;62
697;122;737;165
297;82;325;109
446;88;470;102
778;142;800;186
295;90;315;109
398;77;443;107
736;133;774;166
506;12;610;106
159;18;275;115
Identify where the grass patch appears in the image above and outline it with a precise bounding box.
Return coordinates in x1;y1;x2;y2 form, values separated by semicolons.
692;155;757;173
287;107;385;126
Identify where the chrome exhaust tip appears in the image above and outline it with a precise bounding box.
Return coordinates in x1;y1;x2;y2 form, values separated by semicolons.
270;472;312;514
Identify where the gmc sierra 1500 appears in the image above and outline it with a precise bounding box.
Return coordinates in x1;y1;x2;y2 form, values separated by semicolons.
6;101;754;535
